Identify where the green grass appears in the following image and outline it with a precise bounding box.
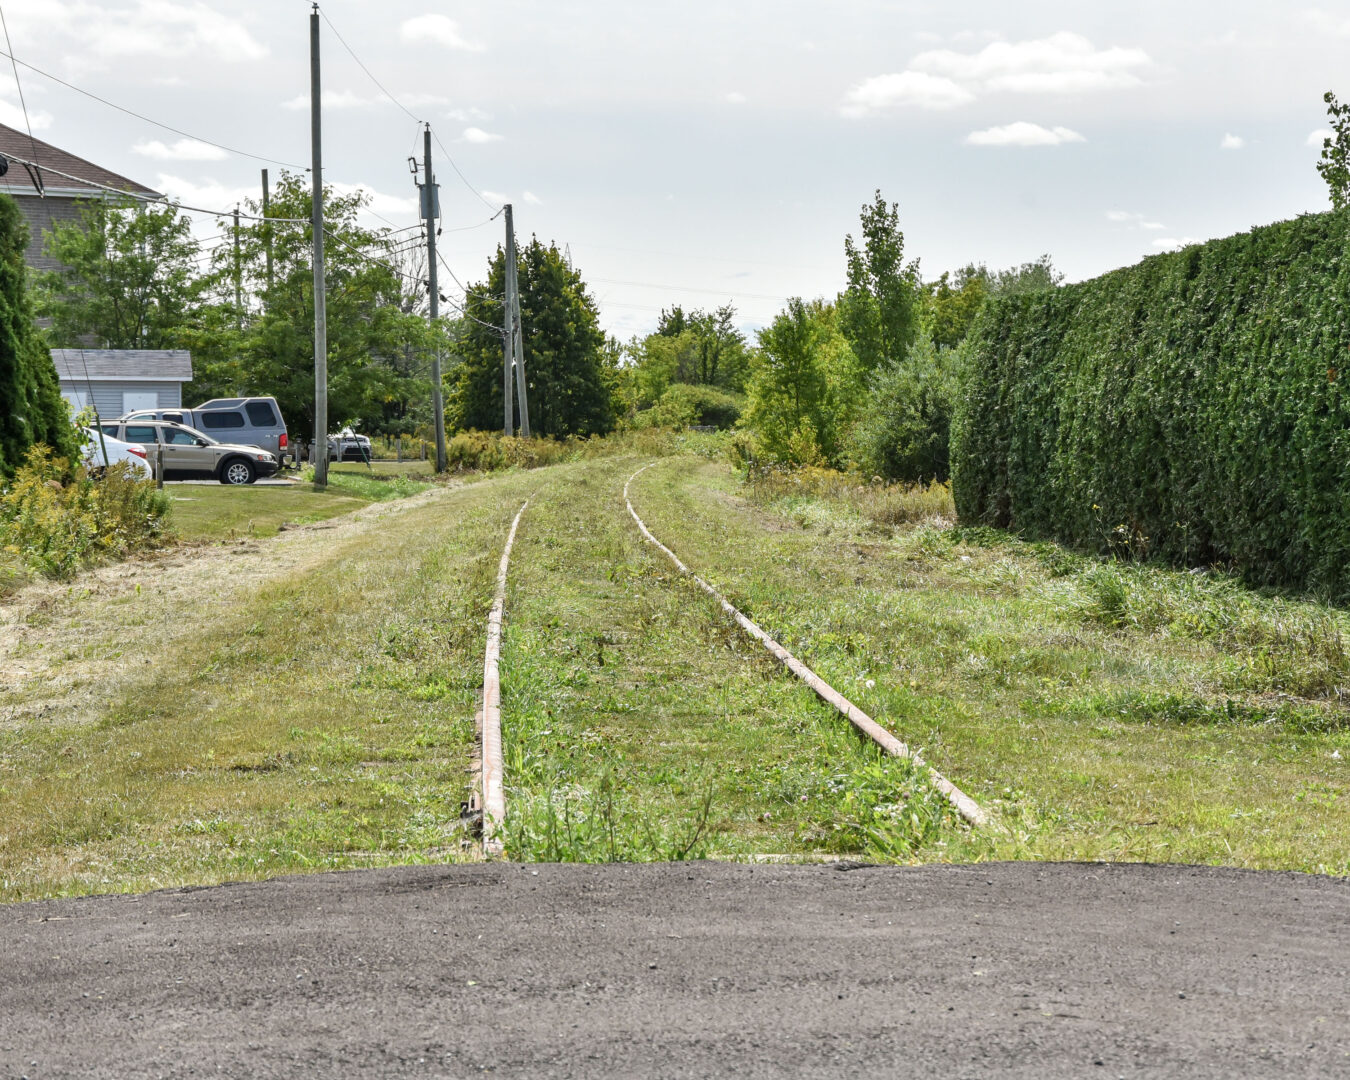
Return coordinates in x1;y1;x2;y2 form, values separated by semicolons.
328;460;435;477
626;457;1350;873
0;481;516;902
167;486;371;541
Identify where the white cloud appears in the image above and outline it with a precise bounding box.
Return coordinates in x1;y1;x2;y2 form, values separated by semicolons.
1107;210;1166;230
1220;132;1245;150
89;2;267;63
965;122;1085;147
447;107;490;123
1303;9;1350;37
154;174;256;214
480;190;509;207
286;90;385;111
1152;236;1202;250
913;32;1151;94
523;191;542;205
0;99;51;130
840;71;974;116
133;138;227;162
400;14;484;51
1308;128;1333;147
725;91;747;104
462;126;503;144
330;182;418;217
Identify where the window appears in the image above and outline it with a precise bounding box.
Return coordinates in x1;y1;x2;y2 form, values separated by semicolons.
245;401;277;426
164;428;200;445
125;425;159;443
162;413;184;424
200;412;245;430
122;392;158;413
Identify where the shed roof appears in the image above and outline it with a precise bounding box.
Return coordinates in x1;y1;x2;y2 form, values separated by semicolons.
51;349;192;382
0;122;159;200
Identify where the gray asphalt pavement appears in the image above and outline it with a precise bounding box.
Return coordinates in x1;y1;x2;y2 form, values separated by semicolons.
1;861;1346;1078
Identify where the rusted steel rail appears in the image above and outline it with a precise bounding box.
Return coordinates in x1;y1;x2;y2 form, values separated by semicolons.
480;500;529;856
623;465;987;829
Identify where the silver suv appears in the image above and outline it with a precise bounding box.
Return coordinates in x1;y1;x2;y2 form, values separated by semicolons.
119;397;289;460
98;420;279;485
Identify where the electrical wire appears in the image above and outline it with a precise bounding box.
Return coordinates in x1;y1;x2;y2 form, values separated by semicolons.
0;48;308;171
0;6;41;194
317;7;422;125
430;126;499;212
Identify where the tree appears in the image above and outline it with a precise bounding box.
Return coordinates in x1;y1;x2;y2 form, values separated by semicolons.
626;302;750;410
452;238;613;437
924;255;1062;349
743;298;860;464
0;196;76;474
187;173;433;443
34;198;202;349
849;334;959;482
1318;90;1350;210
838;190;921;372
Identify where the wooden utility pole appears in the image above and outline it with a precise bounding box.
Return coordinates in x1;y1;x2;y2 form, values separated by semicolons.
421;124;447;472
261;168;273;295
503;204;515;436
232;205;242;329
504;206;530;438
309;3;329;486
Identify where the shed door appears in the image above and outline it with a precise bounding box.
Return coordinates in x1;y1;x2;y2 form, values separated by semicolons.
122;392;158;413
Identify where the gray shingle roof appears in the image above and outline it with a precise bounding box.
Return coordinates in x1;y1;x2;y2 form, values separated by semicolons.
0;122;159;199
50;349;193;381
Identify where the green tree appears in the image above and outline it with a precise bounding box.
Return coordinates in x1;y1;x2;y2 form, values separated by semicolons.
1318;90;1350;210
744;298;860;464
34;198;202;349
452;238;612;437
838;190;921;372
849;334;959;482
189;173;432;443
924;256;1061;349
0;196;75;474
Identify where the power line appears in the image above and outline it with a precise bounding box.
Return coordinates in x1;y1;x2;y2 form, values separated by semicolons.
430;126;499;212
0;6;41;194
317;7;422;125
0;48;307;171
436;249;502;305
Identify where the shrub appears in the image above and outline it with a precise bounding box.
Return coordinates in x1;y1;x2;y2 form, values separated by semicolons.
627;383;744;431
952;209;1350;598
848;333;960;483
0;444;169;585
443;430;573;472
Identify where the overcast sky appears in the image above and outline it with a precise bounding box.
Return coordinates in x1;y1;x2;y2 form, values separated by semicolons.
3;0;1347;338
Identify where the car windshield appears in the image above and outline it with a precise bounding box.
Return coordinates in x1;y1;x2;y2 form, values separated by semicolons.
166;424;217;445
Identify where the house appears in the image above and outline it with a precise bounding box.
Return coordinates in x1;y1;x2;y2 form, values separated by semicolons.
51;349;193;421
0;120;161;274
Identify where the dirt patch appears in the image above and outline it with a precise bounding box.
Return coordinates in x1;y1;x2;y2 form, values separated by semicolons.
0;485;457;733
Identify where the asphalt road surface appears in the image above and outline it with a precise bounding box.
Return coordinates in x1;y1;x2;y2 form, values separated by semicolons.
1;861;1346;1078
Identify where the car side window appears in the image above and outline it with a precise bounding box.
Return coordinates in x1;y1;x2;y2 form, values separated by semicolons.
245;402;277;426
164;428;198;445
100;424;119;437
126;425;159;443
200;412;245;429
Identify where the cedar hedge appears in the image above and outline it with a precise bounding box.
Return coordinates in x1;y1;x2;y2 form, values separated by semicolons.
951;210;1350;598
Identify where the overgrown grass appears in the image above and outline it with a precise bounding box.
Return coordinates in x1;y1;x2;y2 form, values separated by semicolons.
497;456;962;863
167;486;372;542
746;464;955;531
626;456;1350;873
0;482;522;902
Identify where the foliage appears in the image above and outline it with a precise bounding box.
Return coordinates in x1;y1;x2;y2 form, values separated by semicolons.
1317;90;1350;210
951;208;1350;597
0;196;75;476
452;238;613;437
636;304;750;397
743;463;954;529
34;198;203;349
849;333;960;482
924;256;1062;349
743;298;862;465
626;382;743;430
444;430;574;471
838;189;922;372
186;173;436;443
0;444;169;582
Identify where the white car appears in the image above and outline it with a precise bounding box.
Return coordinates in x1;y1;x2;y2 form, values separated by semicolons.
80;427;151;479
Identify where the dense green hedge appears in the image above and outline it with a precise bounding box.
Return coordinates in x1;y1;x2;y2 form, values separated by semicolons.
952;210;1350;597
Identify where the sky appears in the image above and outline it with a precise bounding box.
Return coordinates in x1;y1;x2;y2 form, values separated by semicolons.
1;0;1347;339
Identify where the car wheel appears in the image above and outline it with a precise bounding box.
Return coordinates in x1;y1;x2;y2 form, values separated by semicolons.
221;458;256;485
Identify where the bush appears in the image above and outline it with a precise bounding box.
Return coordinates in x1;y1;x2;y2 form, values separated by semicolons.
626;383;744;431
0;444;169;585
444;430;574;472
952;209;1350;597
848;333;959;483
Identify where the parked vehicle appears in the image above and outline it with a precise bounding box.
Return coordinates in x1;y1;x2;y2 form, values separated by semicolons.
118;397;289;460
330;428;372;463
98;420;279;485
79;427;151;479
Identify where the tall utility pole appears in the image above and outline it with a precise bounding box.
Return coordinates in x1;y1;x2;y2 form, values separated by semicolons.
261;168;273;296
420;124;447;472
309;3;328;487
502;204;530;437
232;205;242;329
502;204;515;436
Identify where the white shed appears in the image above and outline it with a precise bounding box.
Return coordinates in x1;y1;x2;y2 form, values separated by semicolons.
50;349;194;421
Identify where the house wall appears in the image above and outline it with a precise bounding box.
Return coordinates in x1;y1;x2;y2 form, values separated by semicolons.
58;379;183;421
12;194;84;275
